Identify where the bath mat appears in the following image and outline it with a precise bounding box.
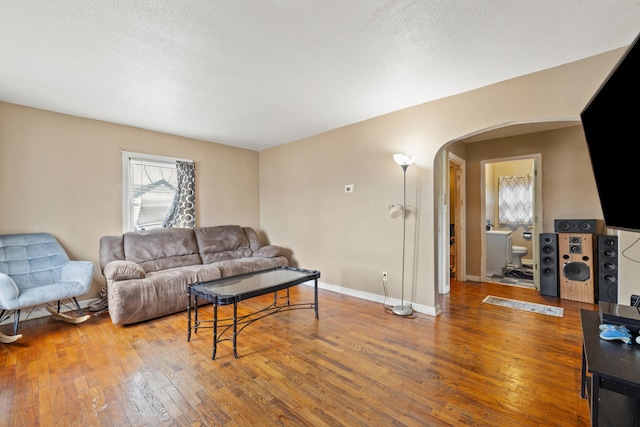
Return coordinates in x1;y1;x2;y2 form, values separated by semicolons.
505;268;534;280
482;295;564;317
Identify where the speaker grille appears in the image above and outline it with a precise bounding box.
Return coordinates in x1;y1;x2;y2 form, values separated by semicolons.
597;234;619;303
563;261;591;282
539;233;559;297
554;219;599;234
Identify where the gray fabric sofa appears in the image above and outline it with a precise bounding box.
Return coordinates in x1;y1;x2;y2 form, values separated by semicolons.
99;225;289;325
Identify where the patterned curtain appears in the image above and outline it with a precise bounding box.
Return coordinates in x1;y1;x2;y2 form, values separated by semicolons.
162;161;196;228
498;174;533;226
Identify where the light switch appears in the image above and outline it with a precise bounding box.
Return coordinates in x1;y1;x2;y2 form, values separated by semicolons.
345;184;355;193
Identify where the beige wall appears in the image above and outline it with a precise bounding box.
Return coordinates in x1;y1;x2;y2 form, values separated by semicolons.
463;125;603;278
0;102;260;299
619;231;640;305
472;126;640;306
2;45;635;314
260;46;628;314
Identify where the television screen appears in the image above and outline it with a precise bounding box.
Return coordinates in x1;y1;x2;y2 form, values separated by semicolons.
581;32;640;232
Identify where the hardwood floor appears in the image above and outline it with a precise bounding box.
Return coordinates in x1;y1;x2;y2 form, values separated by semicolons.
0;280;597;426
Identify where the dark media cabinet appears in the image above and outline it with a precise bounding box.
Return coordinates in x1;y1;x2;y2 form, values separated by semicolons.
580;309;640;426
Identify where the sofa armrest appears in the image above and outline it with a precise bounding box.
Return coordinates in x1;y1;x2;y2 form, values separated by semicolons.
103;260;146;281
253;245;286;258
0;273;20;309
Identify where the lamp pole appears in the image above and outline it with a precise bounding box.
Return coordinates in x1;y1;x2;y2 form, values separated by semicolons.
392;153;414;316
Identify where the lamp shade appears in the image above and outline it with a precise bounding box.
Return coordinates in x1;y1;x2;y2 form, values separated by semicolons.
393;153;416;166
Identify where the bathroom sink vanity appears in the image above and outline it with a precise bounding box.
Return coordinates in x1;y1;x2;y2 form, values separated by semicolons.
486;230;513;277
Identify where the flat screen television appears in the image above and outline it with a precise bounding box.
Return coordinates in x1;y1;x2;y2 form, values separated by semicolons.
581;32;640;232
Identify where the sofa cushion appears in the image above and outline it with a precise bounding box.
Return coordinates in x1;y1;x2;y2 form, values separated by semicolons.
146;264;223;285
253;245;286;258
123;228;201;273
103;260;146;281
195;225;253;263
213;256;289;277
242;227;262;252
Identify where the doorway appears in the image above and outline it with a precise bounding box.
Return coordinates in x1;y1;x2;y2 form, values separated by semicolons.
481;155;541;290
436;120;577;299
449;153;465;284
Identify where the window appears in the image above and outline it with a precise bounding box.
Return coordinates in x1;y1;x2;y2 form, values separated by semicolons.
122;151;195;232
498;174;533;226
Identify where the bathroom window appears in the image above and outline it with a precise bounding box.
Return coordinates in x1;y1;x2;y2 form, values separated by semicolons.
498;175;533;226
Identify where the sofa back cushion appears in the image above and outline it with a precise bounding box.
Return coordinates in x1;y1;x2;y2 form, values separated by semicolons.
195;225;253;264
242;227;262;252
99;235;125;271
123;228;201;273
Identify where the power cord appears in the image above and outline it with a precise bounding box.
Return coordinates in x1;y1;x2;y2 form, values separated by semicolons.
381;275;417;318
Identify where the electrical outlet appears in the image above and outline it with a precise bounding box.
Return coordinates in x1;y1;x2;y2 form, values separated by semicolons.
382;272;388;282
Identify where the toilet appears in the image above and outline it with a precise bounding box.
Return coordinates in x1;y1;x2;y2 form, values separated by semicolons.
511;246;528;268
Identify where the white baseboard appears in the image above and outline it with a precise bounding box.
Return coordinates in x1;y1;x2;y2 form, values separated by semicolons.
302;280;441;316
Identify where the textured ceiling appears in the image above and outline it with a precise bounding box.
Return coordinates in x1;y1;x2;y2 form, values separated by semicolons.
1;1;639;151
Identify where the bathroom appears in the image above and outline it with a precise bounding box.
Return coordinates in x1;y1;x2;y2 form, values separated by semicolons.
485;158;535;286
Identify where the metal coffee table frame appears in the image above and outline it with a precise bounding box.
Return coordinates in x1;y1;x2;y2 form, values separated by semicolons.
187;266;320;359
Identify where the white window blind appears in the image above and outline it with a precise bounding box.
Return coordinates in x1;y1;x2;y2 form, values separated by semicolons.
122;151;193;232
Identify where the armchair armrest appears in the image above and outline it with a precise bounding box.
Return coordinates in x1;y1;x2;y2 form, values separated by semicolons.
103;260;146;281
0;272;20;309
252;245;286;258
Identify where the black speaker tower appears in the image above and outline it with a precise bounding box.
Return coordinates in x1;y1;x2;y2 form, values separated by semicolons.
539;233;560;297
597;234;619;303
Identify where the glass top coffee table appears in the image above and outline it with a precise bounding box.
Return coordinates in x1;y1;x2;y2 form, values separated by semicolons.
187;266;320;359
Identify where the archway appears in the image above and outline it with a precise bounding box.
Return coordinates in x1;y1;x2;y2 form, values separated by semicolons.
434;119;580;296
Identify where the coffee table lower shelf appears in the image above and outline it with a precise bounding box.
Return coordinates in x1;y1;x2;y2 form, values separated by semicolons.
187;266;320;359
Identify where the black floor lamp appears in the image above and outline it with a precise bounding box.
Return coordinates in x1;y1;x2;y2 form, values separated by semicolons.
392;153;415;316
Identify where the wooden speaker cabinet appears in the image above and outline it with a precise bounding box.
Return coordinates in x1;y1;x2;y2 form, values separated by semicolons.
559;233;596;303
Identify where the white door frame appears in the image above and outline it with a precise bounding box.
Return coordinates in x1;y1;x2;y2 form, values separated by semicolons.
437;151;467;295
449;153;466;285
480;154;542;289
